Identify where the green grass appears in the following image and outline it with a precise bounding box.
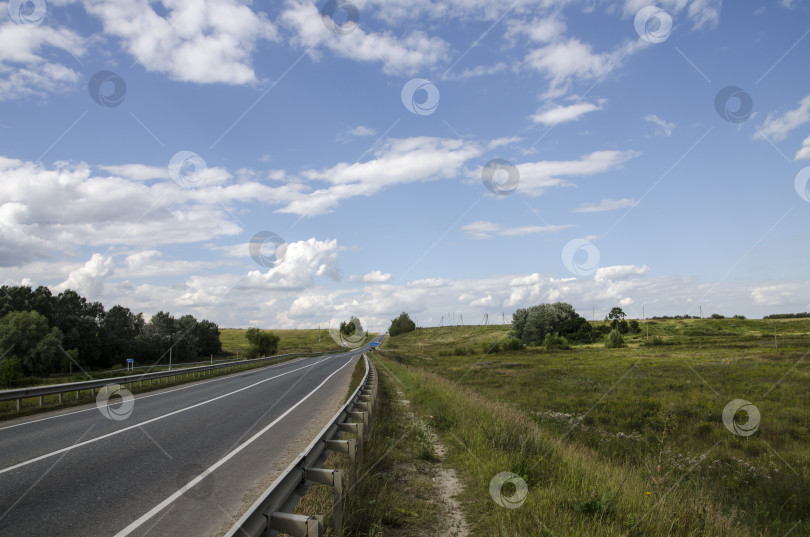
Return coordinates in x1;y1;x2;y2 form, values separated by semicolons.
375;318;810;536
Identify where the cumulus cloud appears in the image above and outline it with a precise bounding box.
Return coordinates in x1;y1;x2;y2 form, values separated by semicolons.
281;0;449;76
55;253;115;298
350;270;392;283
0;22;85;100
594;264;650;282
246;238;342;289
82;0;278;84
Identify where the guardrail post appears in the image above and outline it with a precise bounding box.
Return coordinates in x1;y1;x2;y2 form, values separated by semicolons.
58;392;62;404
269;512;323;536
326;439;356;486
347;411;368;442
338;422;363;465
305;468;344;537
16;398;20;411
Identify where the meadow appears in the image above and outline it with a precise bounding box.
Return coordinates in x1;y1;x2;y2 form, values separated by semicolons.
373;318;810;536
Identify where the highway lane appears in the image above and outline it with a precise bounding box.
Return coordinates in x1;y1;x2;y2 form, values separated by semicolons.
0;346;371;536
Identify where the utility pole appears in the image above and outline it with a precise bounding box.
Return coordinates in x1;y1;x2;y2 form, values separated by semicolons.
502;312;505;324
699;305;703;319
459;314;463;326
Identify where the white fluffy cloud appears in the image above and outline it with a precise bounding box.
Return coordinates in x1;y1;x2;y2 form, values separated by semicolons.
281;0;449;76
55;253;115;298
246;238;342;289
350;270;392;283
754;94;810;142
0;22;85;100
622;0;722;30
796;135;810;161
594;264;650;282
516;150;639;195
82;0;278;84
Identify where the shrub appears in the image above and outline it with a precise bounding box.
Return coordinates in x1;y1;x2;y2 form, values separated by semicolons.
544;332;570;350
604;329;624;348
453;347;467;356
501;336;523;351
511;302;592;345
0;357;23;388
482;341;499;354
641;336;668;347
628;319;641;334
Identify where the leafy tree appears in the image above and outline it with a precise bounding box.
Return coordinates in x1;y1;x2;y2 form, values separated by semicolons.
340;316;363;337
0;311;64;376
607;307;626;331
245;328;279;358
100;305;144;365
511;302;591;345
195;320;222;357
501;336;523;351
628;319;641;334
605;329;624;348
388;312;416;337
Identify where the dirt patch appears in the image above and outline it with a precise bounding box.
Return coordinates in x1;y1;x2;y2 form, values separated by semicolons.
394;388;470;537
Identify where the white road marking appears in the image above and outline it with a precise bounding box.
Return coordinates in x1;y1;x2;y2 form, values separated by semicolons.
0;354;325;432
0;355;340;475
112;355;356;537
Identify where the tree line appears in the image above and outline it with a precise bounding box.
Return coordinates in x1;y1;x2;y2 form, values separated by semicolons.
0;285;222;386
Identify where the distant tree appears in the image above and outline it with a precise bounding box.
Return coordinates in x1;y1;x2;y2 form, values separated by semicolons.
245;328;279;358
388;312;416;337
100;305;144;366
0;311;64;377
711;313;725;319
628;319;641;334
195;320;222;357
607;307;626;330
543;332;570;350
511;303;591;345
605;329;624;349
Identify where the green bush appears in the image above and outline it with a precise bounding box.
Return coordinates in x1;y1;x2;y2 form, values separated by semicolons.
604;329;624;348
481;341;499;354
453;347;467;356
501;336;523;351
641;336;669;347
0;357;23;388
628;319;641;334
543;332;570;350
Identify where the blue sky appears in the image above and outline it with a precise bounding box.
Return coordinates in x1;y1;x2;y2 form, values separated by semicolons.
1;0;809;330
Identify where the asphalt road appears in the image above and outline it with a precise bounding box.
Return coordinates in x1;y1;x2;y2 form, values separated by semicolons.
0;345;373;537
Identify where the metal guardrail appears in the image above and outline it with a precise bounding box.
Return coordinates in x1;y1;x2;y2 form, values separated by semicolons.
225;353;378;537
0;351;329;411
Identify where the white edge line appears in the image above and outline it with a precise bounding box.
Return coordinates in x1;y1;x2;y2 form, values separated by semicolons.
0;357;334;475
113;354;357;537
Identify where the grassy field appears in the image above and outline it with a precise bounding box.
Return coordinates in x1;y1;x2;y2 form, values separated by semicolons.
374;318;810;536
219;328;372;356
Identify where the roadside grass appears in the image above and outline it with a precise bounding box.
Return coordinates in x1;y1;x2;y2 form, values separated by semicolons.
374;318;809;536
0;352;327;420
292;356;441;536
